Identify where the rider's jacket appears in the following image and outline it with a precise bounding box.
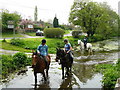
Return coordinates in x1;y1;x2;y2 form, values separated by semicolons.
37;44;48;56
64;43;71;52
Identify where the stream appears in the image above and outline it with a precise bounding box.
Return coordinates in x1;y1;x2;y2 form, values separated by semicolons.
1;51;119;89
1;38;119;89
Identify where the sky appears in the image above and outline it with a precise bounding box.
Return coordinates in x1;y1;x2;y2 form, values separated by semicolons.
0;0;119;24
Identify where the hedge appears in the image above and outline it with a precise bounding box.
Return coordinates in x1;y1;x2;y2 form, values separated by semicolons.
72;30;82;38
44;28;64;38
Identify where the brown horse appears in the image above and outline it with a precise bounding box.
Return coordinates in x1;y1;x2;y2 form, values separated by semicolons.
32;51;51;83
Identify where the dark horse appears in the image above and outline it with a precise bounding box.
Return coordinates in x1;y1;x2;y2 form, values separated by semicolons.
32;51;51;83
56;48;73;79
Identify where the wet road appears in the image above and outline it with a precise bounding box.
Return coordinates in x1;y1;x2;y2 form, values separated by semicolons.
1;51;119;89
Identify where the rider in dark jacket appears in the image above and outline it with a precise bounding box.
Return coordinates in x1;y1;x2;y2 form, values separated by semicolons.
83;35;88;49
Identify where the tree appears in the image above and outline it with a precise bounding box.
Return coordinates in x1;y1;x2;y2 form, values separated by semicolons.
69;0;119;38
2;9;21;32
53;15;59;28
34;6;38;22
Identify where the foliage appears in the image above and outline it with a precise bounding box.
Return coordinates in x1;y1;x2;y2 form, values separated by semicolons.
1;41;31;52
69;1;119;38
2;31;24;38
10;38;25;47
2;38;7;42
53;16;59;28
44;28;64;38
2;9;21;32
95;59;120;89
13;52;27;67
59;24;74;30
33;24;44;30
1;55;16;78
1;53;31;79
72;30;82;38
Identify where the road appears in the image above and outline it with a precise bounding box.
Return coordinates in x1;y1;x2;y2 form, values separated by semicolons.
0;33;72;40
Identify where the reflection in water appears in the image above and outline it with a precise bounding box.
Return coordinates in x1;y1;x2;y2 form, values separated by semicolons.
73;51;119;84
73;63;97;84
58;76;72;89
34;78;51;90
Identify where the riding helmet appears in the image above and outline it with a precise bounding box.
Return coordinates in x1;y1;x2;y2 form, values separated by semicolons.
42;39;46;43
64;39;68;42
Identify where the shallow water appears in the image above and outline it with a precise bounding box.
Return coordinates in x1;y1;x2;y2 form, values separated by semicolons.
1;50;119;89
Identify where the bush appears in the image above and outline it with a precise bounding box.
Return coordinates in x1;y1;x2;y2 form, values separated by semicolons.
95;63;120;89
44;28;64;38
1;55;16;78
13;52;27;67
10;38;25;47
72;30;82;38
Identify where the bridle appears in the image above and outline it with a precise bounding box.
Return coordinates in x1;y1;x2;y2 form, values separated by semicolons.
56;49;66;62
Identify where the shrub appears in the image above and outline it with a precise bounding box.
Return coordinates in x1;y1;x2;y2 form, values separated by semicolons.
13;52;27;67
72;30;82;38
95;63;120;89
2;38;7;42
44;28;64;38
10;38;25;47
1;55;16;78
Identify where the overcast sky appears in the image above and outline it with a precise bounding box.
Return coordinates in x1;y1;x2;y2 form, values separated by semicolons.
0;0;119;24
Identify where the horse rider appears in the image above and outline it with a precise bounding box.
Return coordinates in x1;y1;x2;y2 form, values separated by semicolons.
64;39;73;63
83;35;88;49
37;39;49;68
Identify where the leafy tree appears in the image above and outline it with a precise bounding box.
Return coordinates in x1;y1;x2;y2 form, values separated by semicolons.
53;15;59;28
69;1;119;38
2;9;21;32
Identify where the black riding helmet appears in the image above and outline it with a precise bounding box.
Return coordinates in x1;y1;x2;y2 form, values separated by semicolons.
64;39;68;42
42;39;46;43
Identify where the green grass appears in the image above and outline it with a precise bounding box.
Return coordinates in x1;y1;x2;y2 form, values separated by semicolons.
2;32;24;38
1;37;78;53
64;30;72;34
1;42;31;52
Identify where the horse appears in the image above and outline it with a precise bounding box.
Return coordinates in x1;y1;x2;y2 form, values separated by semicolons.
32;51;51;83
78;40;93;55
56;48;73;79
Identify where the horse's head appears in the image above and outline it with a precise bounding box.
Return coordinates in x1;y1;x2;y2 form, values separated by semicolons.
32;51;39;64
78;40;82;45
56;48;65;62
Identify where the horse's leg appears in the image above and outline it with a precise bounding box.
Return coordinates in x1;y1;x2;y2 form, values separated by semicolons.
62;65;64;79
70;63;72;73
65;67;69;77
91;49;93;55
42;71;47;81
46;64;49;77
34;72;37;84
